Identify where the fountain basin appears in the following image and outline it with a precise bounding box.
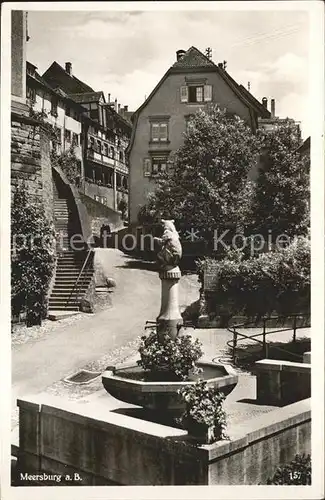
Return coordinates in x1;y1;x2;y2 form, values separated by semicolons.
102;361;238;413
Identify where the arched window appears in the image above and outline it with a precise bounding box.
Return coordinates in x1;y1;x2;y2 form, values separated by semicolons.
110;146;115;159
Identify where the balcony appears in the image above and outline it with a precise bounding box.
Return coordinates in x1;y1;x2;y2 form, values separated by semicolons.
86;148;115;168
86;148;128;174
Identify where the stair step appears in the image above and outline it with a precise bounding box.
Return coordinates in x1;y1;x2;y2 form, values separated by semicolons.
56;272;93;275
50;291;81;296
48;306;80;311
49;300;81;306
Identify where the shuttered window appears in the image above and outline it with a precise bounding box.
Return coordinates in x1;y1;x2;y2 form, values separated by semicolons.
143;158;151;177
182;84;213;103
180;86;188;103
150;122;168;142
204;84;212;102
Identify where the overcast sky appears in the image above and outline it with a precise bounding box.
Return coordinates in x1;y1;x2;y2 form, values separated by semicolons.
26;6;310;137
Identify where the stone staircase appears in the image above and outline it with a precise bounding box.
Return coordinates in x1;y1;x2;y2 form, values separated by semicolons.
48;251;94;312
48;191;94;315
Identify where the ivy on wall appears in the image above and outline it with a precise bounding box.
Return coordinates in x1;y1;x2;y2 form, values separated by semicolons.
29;107;81;187
11;182;56;326
51;147;81;187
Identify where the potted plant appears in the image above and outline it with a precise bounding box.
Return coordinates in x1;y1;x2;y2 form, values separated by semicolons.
177;380;228;444
137;330;203;381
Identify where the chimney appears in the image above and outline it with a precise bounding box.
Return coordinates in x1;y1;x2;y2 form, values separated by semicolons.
114;98;118;112
118;103;121;113
271;98;275;118
176;49;186;61
65;62;72;75
262;97;268;109
124;105;128;112
218;62;223;69
107;93;110;103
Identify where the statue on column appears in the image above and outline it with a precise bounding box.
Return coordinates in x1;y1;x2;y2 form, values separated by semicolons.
154;220;183;340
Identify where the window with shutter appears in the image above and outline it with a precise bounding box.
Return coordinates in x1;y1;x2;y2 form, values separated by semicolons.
196;86;203;102
180;86;188;103
143;158;151;177
151;123;160;142
150;122;168;142
159;123;168;141
204;85;212;102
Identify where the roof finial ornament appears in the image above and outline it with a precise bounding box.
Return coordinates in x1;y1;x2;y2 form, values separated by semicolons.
248;81;251;91
205;47;212;60
223;60;227;70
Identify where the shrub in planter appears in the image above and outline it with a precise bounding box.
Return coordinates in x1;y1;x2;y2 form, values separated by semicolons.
137;330;203;381
266;454;311;485
177;380;228;443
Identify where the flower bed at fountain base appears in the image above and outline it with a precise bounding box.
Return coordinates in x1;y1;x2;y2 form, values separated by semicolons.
102;361;238;415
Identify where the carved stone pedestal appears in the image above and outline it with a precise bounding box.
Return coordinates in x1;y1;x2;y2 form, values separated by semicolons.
156;266;183;340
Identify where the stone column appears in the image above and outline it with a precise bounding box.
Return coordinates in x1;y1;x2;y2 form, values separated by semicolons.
157;266;183;341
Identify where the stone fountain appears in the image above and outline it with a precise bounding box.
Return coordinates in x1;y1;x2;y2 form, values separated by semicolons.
102;220;237;415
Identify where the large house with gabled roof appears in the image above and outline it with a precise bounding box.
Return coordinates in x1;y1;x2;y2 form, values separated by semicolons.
128;46;271;223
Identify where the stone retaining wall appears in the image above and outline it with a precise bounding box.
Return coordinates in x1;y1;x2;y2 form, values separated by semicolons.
11;112;53;221
15;395;311;486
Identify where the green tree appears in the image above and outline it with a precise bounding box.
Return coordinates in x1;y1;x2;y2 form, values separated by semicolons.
138;106;260;240
11;183;56;326
252;120;309;238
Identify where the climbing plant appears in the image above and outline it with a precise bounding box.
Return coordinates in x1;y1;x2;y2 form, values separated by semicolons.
51;146;81;187
11;182;56;326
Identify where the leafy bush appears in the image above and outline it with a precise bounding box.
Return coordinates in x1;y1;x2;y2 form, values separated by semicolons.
178;380;228;443
51;147;81;186
137;330;203;380
266;454;311;485
199;236;310;317
11;183;56;325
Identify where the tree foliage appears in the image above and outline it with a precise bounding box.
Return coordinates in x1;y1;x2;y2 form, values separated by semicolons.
138;106;260;237
199;236;310;317
252;120;309;238
11;183;56;325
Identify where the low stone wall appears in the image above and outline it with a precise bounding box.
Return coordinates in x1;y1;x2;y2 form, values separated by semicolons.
256;359;311;406
15;394;311;486
80;194;123;240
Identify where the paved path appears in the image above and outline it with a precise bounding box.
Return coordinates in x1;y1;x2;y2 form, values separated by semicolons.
12;249;200;405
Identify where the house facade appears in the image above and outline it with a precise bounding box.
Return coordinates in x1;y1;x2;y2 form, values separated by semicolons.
26;62;84;173
42;62;132;212
128;46;271;224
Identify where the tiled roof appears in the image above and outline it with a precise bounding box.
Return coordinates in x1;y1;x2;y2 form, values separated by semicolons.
238;84;270;118
42;61;94;94
172;46;216;69
68;92;104;104
27;61;87;112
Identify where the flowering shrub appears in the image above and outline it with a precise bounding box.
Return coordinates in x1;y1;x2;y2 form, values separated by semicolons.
137;330;203;380
178;380;228;442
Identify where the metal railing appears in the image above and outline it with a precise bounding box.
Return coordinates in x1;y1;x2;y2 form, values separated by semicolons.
226;313;310;365
65;250;94;308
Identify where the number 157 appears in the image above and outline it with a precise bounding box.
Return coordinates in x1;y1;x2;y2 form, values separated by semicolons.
289;471;302;480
